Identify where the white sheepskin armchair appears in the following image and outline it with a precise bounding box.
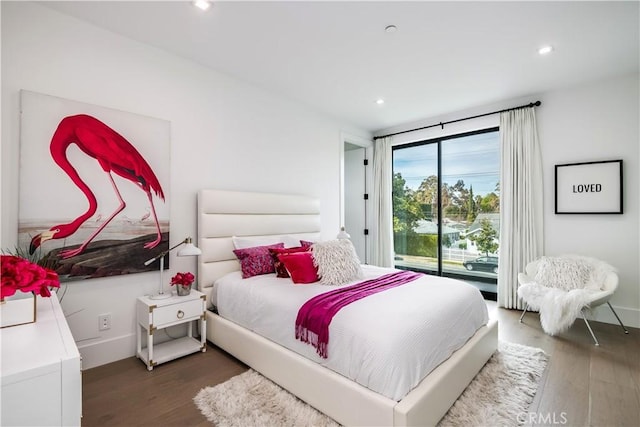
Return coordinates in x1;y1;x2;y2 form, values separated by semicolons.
517;255;628;345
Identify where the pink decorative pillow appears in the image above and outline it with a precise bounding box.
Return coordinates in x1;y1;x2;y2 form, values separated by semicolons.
233;243;284;278
300;240;314;249
269;246;309;278
278;252;319;284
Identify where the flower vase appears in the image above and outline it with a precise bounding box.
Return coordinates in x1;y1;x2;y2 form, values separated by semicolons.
176;284;192;296
0;292;37;328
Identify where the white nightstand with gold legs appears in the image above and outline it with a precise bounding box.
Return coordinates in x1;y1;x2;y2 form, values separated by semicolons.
136;290;207;370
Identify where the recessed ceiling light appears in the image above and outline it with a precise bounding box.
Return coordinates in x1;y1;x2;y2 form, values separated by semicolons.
538;45;553;55
385;25;397;34
376;99;385;105
193;0;211;11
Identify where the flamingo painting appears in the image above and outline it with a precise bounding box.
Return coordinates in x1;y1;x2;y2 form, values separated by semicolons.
139;207;151;223
29;114;166;259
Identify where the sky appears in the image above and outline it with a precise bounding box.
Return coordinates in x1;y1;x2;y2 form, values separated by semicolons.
392;130;499;196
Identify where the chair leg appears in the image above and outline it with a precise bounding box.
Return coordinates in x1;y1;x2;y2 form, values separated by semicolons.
607;302;629;334
582;308;600;346
519;303;529;323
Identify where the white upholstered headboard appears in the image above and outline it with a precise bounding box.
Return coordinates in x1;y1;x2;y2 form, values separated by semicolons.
197;189;321;307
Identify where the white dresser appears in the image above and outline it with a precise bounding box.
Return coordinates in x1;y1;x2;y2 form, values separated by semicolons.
1;293;82;426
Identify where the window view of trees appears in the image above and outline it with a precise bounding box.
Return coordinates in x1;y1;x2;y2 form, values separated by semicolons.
392;129;500;282
400;176;500;224
468;218;499;256
394;175;500;226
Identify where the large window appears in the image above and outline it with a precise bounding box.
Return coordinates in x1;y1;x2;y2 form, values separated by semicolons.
392;128;500;292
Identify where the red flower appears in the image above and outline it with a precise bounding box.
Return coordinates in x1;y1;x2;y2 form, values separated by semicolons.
170;272;195;287
1;255;60;299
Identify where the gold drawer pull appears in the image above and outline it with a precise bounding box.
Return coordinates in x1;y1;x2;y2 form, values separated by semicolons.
177;310;185;319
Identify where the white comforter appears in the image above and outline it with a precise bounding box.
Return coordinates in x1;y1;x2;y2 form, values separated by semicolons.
215;265;488;401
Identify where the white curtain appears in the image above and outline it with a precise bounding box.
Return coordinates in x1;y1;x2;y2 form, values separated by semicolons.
371;136;394;267
498;108;544;309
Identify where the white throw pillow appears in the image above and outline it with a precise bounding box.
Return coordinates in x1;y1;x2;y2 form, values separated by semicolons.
311;239;363;285
534;256;594;291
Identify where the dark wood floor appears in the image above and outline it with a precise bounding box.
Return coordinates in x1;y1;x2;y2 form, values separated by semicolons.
491;303;640;427
81;303;639;426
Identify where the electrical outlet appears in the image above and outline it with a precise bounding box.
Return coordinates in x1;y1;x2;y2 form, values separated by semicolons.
98;313;111;331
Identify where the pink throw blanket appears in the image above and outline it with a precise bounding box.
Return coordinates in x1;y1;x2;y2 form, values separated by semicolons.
295;270;423;358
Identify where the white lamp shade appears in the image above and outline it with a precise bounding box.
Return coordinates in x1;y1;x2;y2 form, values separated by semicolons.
177;242;202;256
337;227;351;239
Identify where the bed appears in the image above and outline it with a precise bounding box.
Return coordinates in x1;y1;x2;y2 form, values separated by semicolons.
197;189;498;426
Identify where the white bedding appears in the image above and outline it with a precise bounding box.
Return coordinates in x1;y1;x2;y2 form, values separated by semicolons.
214;265;488;401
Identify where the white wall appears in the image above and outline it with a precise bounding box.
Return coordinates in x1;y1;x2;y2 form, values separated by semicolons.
376;73;640;328
1;2;370;368
537;74;639;327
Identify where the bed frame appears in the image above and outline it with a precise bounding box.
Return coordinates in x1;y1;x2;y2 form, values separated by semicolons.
197;189;498;426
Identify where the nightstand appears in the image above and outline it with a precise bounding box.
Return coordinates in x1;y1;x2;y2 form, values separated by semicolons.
136;290;207;371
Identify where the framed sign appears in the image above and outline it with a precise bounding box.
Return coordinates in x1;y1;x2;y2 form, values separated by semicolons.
555;160;623;214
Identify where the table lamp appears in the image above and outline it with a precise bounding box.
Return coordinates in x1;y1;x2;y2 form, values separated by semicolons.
144;237;202;300
337;227;351;239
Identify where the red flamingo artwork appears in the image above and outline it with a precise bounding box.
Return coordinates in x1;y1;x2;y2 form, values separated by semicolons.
29;114;165;259
139;207;151;222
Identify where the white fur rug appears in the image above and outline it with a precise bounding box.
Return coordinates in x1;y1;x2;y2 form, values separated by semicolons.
194;341;548;427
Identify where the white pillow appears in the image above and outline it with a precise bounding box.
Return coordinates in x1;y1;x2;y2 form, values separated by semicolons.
311;239;363;285
232;235;299;249
534;256;593;291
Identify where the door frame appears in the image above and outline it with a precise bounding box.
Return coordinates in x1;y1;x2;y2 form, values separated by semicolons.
340;132;373;262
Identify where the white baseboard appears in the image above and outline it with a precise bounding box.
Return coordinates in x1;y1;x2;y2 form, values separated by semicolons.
78;333;136;370
77;325;190;370
590;304;640;329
